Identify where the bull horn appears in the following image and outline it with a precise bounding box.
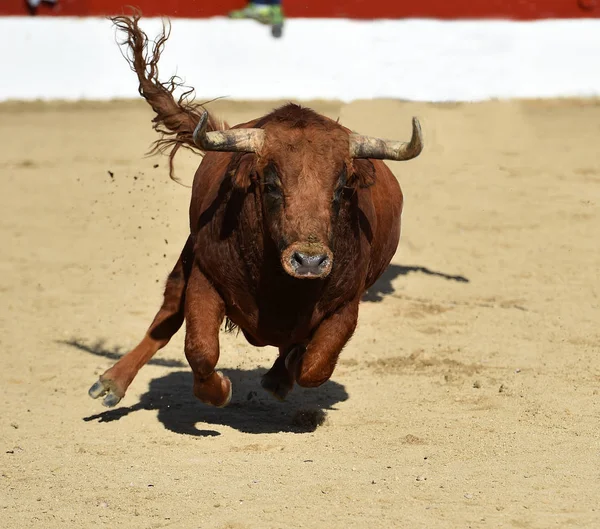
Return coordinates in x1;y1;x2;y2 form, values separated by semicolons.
349;117;423;161
193;110;265;153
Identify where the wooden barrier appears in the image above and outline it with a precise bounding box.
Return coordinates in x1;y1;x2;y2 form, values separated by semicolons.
3;0;599;19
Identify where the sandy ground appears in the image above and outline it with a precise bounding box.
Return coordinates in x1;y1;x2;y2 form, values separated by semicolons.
1;97;599;528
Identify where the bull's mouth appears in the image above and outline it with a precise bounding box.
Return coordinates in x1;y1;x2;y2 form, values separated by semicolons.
281;243;333;279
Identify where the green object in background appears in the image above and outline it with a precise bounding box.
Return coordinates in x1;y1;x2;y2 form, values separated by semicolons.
229;3;285;38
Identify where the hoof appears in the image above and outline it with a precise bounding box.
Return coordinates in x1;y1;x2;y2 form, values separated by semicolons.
260;373;292;401
215;371;233;408
193;371;232;408
285;345;305;374
88;378;124;408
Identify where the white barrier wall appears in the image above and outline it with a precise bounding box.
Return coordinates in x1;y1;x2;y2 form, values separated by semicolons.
3;16;600;102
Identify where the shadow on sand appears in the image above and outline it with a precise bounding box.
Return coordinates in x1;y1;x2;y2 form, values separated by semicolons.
362;263;469;302
57;338;186;368
70;263;467;436
81;368;348;437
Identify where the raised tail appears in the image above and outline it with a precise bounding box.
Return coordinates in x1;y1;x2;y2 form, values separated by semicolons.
110;10;228;181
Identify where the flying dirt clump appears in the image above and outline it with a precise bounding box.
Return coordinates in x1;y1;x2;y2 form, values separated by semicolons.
292;408;328;430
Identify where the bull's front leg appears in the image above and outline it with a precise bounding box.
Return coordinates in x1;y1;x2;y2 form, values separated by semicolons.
293;300;359;388
184;262;232;407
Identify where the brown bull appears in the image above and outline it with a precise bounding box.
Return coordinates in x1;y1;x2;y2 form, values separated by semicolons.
88;13;424;409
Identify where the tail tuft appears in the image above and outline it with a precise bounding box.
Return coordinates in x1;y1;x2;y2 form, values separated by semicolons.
110;9;228;182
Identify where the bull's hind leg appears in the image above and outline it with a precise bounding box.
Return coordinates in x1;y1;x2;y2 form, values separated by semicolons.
184;263;231;407
261;345;304;401
88;237;193;407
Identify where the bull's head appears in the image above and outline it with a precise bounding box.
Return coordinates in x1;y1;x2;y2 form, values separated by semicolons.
193;109;423;280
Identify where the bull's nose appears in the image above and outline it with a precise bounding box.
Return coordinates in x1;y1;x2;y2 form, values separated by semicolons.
291;252;330;276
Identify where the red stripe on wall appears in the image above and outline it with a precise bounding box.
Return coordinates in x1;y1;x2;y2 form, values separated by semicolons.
4;0;599;19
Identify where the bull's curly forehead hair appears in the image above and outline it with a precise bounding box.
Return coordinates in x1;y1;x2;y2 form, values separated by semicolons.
224;126;376;192
259;121;352;165
243;104;375;188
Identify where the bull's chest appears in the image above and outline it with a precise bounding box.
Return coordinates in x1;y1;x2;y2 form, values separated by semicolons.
221;274;334;348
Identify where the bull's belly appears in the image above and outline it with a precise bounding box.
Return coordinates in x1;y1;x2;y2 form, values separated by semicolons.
225;303;321;349
199;247;366;348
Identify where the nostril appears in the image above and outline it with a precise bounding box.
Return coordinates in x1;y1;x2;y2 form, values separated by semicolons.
291;252;329;271
316;254;328;267
291;252;304;268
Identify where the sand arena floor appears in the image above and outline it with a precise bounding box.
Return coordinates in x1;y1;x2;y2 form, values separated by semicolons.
1;98;599;528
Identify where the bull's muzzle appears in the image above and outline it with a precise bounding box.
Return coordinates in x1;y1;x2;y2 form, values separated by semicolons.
281;243;333;279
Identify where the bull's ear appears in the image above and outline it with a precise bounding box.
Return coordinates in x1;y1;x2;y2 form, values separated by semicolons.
349;159;376;188
228;153;256;190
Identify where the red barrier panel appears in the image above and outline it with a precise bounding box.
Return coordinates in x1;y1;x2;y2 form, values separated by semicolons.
4;0;599;19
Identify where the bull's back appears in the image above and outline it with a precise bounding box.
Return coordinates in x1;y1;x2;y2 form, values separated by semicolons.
364;160;404;291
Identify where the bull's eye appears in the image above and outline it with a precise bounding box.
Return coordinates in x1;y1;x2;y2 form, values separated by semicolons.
333;166;349;203
263;182;282;196
333;184;345;203
262;162;282;199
